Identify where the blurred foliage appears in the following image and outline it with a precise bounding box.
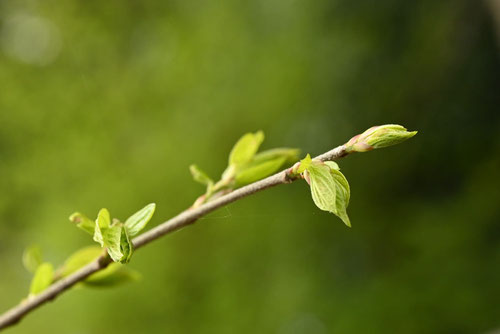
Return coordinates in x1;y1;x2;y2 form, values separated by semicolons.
0;0;499;333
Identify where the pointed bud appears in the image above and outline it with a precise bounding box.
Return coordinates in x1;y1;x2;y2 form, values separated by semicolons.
345;124;417;153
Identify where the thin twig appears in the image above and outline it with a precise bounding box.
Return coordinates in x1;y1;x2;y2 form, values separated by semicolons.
0;145;347;331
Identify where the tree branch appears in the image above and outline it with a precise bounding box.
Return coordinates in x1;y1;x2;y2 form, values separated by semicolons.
0;144;347;331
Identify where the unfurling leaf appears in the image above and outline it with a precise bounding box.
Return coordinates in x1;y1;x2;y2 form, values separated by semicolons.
69;212;95;235
346;124;417;152
189;165;214;188
306;162;337;213
103;224;123;263
228;131;264;167
22;244;43;273
61;246;139;286
88;207;144;263
124;203;156;236
29;262;54;296
93;208;110;247
295;154;312;174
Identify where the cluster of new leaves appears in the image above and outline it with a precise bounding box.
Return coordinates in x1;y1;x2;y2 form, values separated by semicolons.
22;204;155;298
294;155;351;227
190;131;299;207
70;204;155;263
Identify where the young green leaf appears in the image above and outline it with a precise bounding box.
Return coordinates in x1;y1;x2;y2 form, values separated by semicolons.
22;244;43;273
29;262;54;296
189;164;214;187
61;246;103;277
234;147;300;184
124;203;156;236
296;154;312;174
228;131;264;167
69;212;95;235
252;148;300;165
306;162;337;213
61;246;139;286
93;208;111;247
84;263;141;287
103;225;123;262
324;161;340;171
235;156;287;185
330;168;351;227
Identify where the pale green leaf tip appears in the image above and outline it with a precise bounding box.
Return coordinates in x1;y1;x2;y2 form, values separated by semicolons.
22;244;43;273
295;154;312;174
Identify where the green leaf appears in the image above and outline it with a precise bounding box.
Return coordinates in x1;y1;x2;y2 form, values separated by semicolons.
93;208;111;247
69;212;95;235
296;154;312;174
120;228;133;263
61;246;104;277
324;161;340;171
84;263;141;287
252;148;300;165
29;262;54;296
228;131;264;167
61;246;139;286
103;224;123;262
189;164;214;187
307;162;337;214
330;168;351;227
124;203;156;237
235;156;287;185
22;244;43;273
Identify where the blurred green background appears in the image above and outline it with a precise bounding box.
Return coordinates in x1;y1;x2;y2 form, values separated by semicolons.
1;0;499;333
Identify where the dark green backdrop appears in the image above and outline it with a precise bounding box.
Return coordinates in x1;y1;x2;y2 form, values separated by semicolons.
1;0;499;333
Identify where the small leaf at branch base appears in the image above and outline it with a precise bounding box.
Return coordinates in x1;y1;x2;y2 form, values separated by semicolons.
22;244;43;273
296;154;312;174
124;203;156;237
29;262;54;296
61;246;140;287
61;246;103;277
84;263;141;287
189;165;214;187
69;212;95;235
228;131;264;167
